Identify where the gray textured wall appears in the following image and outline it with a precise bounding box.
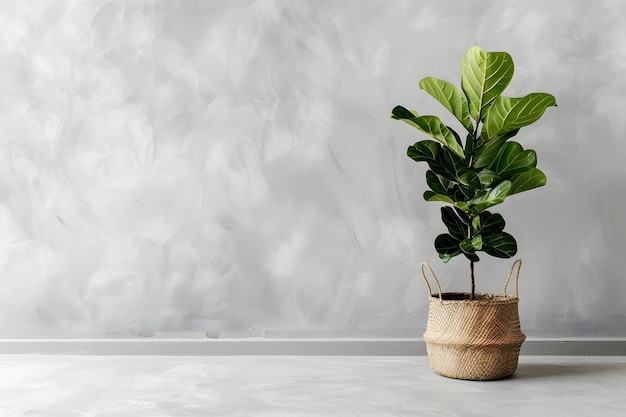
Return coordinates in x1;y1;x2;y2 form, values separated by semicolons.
0;0;624;338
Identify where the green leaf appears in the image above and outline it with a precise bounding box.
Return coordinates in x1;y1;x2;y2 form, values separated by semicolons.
483;232;517;258
488;142;537;178
464;253;480;262
471;215;481;234
476;169;500;188
448;126;463;149
407;140;438;162
460;235;483;254
393;107;465;158
391;105;419;128
464;133;475;159
439;254;457;263
441;206;467;241
468;180;512;213
415;116;465;159
440;146;467;181
483;93;557;140
423;191;469;211
429;182;468;212
454;207;471;225
461;47;514;121
419;77;474;132
407;141;445;179
477;211;506;235
425;170;451;195
460;238;474;254
474;129;520;164
472;235;483;250
408;141;467;183
458;169;482;189
509;168;547;195
435;234;461;261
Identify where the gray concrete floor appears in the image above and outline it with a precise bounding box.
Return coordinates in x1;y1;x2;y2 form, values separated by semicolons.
1;355;625;416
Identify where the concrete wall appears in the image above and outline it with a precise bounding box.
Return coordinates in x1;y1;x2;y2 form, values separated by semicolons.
1;0;624;338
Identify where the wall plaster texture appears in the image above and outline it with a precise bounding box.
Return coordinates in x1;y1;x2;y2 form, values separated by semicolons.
0;0;625;339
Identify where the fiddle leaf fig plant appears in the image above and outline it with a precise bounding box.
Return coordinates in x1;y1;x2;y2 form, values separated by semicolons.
392;46;556;299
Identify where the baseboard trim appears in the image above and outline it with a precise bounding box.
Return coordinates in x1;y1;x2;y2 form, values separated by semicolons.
0;338;624;356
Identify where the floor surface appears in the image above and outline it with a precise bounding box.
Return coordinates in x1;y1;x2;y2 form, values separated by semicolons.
1;355;625;416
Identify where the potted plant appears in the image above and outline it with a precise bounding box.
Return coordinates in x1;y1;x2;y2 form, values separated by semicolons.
391;46;556;380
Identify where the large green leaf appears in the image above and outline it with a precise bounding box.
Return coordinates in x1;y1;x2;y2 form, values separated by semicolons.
440;146;467;181
509;168;547;195
392;107;465;158
483;232;517;258
419;77;474;133
458;167;499;190
482;93;557;140
461;47;514;121
460;235;483;254
407;139;438;161
408;141;467;183
413;116;465;159
457;169;482;189
487;142;537;178
474;130;519;167
426;170;467;202
476;211;506;235
468;180;512;213
471;215;481;234
454;207;471;226
435;233;462;262
463;133;475;159
472;235;484;251
425;170;451;195
476;169;500;188
407;141;444;181
441;206;468;241
390;105;420;128
464;253;480;262
423;191;469;211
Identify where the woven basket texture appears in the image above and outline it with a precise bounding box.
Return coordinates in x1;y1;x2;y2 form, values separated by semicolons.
423;292;526;380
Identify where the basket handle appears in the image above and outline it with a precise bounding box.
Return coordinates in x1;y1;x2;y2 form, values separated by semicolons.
421;262;443;301
503;259;522;297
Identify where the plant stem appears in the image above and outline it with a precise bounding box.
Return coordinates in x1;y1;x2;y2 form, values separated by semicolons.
470;259;475;300
467;212;477;300
468;120;480;301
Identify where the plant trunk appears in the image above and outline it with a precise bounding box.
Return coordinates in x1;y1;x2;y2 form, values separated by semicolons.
470;259;475;300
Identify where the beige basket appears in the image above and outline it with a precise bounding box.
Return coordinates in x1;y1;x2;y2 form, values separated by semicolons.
421;260;526;381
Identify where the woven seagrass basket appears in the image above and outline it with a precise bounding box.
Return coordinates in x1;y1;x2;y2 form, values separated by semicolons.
421;260;526;381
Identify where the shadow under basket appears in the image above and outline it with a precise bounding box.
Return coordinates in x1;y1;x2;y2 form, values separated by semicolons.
421;261;526;381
